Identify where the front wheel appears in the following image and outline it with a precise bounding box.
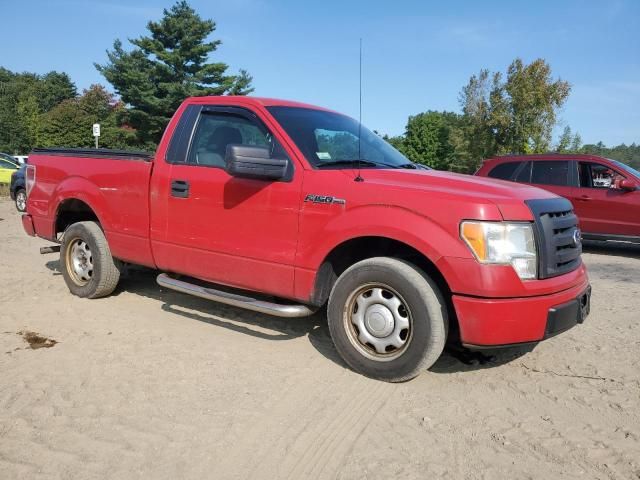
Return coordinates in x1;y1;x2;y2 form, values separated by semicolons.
328;257;447;382
60;221;121;299
15;189;26;212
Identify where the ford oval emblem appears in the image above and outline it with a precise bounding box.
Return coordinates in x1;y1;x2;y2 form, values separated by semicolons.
572;228;582;246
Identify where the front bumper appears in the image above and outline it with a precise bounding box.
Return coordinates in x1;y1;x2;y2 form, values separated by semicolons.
453;278;591;347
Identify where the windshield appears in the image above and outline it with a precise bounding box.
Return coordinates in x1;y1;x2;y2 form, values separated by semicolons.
267;106;420;169
610;159;640;179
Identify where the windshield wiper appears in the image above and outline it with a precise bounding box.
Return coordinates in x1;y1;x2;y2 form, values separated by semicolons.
317;159;426;170
316;159;380;168
397;162;432;170
398;162;430;170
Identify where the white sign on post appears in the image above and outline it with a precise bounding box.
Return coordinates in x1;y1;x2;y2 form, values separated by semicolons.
93;123;100;148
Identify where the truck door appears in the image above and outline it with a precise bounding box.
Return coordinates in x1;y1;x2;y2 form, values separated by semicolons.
574;161;640;236
150;106;303;299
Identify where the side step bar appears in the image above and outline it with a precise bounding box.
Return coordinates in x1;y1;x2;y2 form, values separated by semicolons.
156;273;317;318
40;245;61;254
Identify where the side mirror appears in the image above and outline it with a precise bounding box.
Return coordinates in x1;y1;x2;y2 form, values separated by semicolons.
618;178;636;191
225;145;288;181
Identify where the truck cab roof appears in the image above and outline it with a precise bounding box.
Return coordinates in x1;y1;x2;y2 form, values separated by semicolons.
185;95;337;113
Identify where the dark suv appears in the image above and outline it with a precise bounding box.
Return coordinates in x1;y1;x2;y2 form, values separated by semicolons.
10;163;27;212
475;154;640;244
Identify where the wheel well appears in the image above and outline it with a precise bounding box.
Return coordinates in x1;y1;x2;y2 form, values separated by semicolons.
55;199;99;237
311;236;459;338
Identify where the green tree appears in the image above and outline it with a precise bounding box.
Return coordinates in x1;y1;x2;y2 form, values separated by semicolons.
556;126;573;152
38;72;77;112
96;0;254;147
580;142;640;170
17;94;40;149
458;70;499;163
383;134;405;151
555;126;583;153
459;58;571;167
0;68;77;153
0;69;28;153
38;85;137;149
504;59;570;153
396;111;459;169
570;132;582;152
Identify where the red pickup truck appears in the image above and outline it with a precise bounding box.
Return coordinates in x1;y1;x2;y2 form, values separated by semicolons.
22;96;591;381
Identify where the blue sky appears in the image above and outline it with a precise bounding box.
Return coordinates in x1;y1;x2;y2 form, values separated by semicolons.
1;0;639;145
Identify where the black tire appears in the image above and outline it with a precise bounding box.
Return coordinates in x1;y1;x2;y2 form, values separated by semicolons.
15;188;26;212
60;221;120;299
328;257;447;382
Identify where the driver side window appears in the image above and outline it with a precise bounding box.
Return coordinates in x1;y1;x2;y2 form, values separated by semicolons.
579;162;624;189
188;113;271;168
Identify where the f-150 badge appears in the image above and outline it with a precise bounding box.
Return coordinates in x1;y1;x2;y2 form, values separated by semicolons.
304;194;346;205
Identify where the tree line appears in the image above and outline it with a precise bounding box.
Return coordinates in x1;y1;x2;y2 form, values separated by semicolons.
0;0;637;173
385;59;639;172
0;1;251;153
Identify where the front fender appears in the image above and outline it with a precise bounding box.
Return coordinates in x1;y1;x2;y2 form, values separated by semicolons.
296;204;472;271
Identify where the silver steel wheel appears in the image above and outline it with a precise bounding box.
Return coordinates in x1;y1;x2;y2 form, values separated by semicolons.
344;283;413;362
65;238;94;286
16;191;26;212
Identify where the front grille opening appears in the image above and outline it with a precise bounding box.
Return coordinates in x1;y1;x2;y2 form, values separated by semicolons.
526;199;582;279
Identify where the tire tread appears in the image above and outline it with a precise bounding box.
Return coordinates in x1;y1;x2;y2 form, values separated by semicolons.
61;221;120;299
328;257;447;382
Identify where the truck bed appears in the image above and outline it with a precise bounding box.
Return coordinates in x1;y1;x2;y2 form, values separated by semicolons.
27;147;156;267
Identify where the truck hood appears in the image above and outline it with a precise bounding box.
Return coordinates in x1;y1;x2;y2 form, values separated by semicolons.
361;168;558;220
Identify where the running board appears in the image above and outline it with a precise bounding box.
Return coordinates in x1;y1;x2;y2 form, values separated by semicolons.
40;245;61;254
156;273;317;318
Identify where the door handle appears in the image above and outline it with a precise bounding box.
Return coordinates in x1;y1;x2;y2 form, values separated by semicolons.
171;180;190;198
578;195;592;201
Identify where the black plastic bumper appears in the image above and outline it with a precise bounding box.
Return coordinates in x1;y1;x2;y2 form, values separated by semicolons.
465;286;591;350
544;286;591;339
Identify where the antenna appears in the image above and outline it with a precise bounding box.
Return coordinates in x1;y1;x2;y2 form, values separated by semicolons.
355;38;364;182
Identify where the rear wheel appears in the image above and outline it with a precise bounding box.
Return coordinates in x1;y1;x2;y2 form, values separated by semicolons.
15;189;26;212
328;257;447;382
60;221;120;298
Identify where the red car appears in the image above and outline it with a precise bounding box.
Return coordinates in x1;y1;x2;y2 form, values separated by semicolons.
22;97;590;381
476;154;640;244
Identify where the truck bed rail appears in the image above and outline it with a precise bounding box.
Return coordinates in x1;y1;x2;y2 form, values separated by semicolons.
30;147;153;162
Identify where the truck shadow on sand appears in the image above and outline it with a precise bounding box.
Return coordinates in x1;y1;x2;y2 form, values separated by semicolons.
45;260;532;375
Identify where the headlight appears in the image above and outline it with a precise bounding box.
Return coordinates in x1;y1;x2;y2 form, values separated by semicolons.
460;221;537;280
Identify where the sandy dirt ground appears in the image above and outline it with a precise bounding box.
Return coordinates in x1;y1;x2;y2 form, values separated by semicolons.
0;197;639;480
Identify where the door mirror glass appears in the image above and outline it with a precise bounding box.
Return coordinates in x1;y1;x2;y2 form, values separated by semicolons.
225;145;288;180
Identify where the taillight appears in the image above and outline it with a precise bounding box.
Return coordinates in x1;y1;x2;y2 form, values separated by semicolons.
26;164;36;196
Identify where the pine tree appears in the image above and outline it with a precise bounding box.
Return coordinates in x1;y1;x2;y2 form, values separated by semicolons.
96;1;253;147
